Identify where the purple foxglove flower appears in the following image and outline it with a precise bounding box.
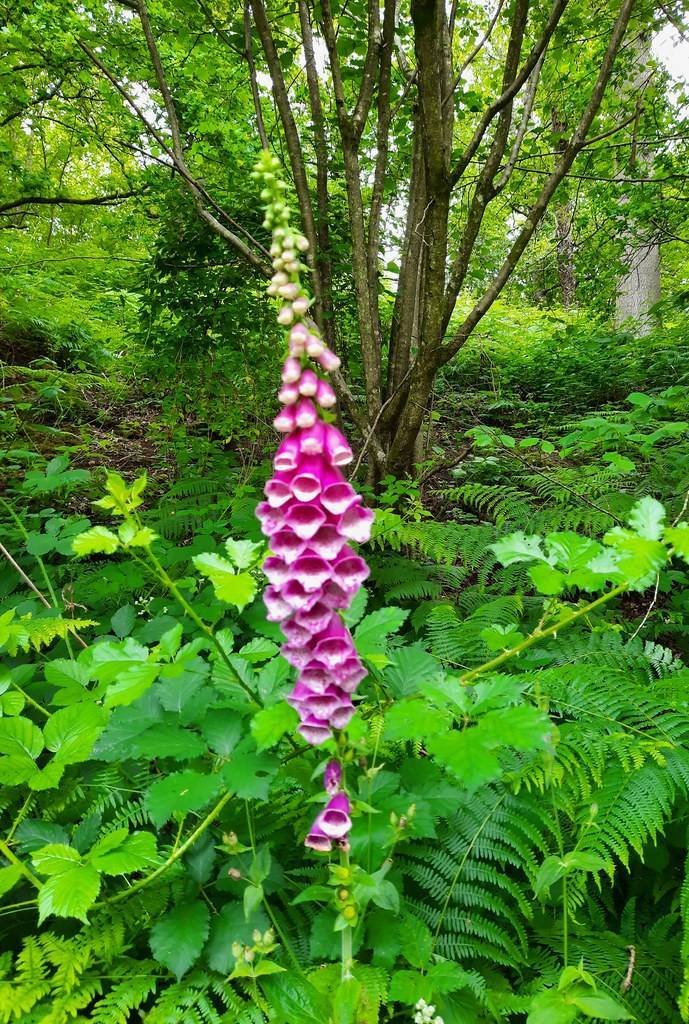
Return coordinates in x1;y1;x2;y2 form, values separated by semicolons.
257;162;373;752
304;819;332;852
298;715;333;745
318;793;351;839
324;760;342;795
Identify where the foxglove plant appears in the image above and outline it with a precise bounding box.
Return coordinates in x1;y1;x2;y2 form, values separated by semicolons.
253;151;373;768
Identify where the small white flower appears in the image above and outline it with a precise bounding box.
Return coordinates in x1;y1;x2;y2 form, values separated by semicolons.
434;1016;444;1024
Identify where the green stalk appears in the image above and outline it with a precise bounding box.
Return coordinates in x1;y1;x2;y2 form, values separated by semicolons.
102;789;233;906
0;837;42;890
459;584;627;686
340;848;353;981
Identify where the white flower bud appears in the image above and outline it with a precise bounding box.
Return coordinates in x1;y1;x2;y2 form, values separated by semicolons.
277;305;294;325
293;296;309;315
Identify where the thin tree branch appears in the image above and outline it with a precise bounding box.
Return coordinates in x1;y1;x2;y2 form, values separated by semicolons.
443;0;637;362
77;34;269;273
244;0;269;148
446;0;507;104
450;0;569;186
0;190;141;214
494;50;545;192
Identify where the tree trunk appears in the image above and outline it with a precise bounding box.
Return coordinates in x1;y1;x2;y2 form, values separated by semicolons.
614;32;660;335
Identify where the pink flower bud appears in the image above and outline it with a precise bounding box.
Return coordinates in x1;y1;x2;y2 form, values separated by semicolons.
316;379;336;408
277;305;294;326
281;357;302;384
306;335;325;358
298;370;318;397
318;348;341;373
295;398;317;428
293;296;309;316
272;271;288;287
278;384;299;405
278;282;299;300
273;406;296;432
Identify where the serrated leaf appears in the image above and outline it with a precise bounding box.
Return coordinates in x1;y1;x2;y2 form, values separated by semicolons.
72;526;120;556
354;607;408;655
144;770;222;826
111;605;137;638
666;522;689;559
44;704;107;764
0;717;43;759
38;863;101;923
150;900;210;979
192;553;257;608
32;843;81;876
250;702;298;750
529;563;565;595
226;538;263;569
88;829;158;874
222;747;279;800
490;532;546;566
627;496;665;540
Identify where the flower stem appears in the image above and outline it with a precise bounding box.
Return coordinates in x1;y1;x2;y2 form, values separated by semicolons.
340;848;353;981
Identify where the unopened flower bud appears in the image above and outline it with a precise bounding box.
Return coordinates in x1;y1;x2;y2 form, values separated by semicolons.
318;348;341;372
389;811;398;826
343;905;356;921
293;296;309;315
338;888;349;901
281;357;302;384
296;235;309;252
281;249;296;262
277;305;294;326
285;260;300;273
231;941;243;958
278;283;299;301
244;948;255;963
252;929;262;943
263;929;275;944
399;816;407;830
272;271;288;287
278;384;299;405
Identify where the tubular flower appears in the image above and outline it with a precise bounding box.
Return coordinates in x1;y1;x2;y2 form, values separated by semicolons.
255;151;373;746
304;760;351;852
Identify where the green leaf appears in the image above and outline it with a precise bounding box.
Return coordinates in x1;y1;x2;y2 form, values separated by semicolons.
603;528;667;587
354;607;409;656
239;637;280;664
192;553;257;608
144;770;222;826
0;717;43;759
103;663;160;709
222;747;279;800
32;843;81;876
44;704;107;764
534;855;566;898
527;990;577;1024
399;916;432;968
627;496;665;540
88;829;158;874
250;702;298;750
389;970;425;1004
529;563;566;595
111;605;137;638
0;864;21;897
480;623;525;651
38;863;101;923
665;522;689;559
206;901;269;972
244;882;264;920
72;526;120;556
490;532;546;566
150;900;210;979
333;978;362;1024
226;538;263;569
568;989;633;1019
383;701;449;741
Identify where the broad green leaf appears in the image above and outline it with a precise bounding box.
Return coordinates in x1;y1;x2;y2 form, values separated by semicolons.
354;607;409;656
666;522;689;559
206;901;269;972
43;704;107;764
529;563;565;595
111;605;137;638
192;553;257;608
222;749;279;800
226;538;263;569
534;855;566;898
490;532;546;566
250;702;298;750
383;701;449;741
0;717;43;759
568;989;633;1019
0;864;21;898
527;990;577;1024
333;977;362;1024
150;900;210;979
480;623;525;651
103;663;160;708
603;528;667;586
239;637;279;664
44;659;90;689
144;770;222;826
627;496;665;541
38;864;101;923
72;526;120;556
389;971;426;1005
32;843;81;876
88;829;158;874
